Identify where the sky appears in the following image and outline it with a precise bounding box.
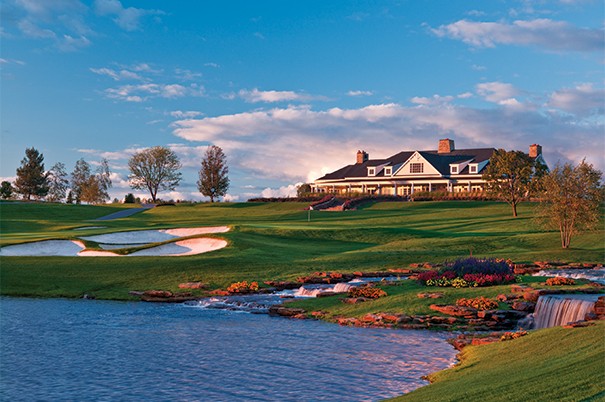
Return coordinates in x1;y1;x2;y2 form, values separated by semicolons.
1;0;604;202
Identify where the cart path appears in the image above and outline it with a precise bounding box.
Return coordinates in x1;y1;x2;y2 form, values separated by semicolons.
95;204;155;221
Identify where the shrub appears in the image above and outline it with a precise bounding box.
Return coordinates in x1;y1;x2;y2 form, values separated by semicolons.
348;286;387;299
456;296;499;310
226;281;259;293
418;258;516;287
545;277;576;286
500;331;528;341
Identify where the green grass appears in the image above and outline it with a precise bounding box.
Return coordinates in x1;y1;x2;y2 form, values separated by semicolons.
1;200;603;300
390;321;605;402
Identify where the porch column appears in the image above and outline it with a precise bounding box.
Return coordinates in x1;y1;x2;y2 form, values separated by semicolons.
394;182;398;196
411;183;415;194
467;181;471;192
377;184;381;195
348;184;351;194
428;183;432;193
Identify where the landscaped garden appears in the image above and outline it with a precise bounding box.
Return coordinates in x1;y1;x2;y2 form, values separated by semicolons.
1;200;603;400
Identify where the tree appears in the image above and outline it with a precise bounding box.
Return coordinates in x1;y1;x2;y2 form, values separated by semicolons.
66;190;74;204
71;158;112;204
128;146;182;203
537;160;603;249
14;147;49;200
124;193;136;203
47;162;69;202
297;183;312;197
482;149;545;217
71;158;92;202
0;181;14;199
197;145;229;202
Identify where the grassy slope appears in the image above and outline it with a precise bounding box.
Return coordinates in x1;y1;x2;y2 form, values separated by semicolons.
1;201;603;300
391;322;605;402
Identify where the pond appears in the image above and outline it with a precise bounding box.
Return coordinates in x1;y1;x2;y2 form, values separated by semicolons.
0;297;456;401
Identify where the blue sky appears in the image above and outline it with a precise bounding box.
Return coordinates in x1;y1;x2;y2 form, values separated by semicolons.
1;0;604;201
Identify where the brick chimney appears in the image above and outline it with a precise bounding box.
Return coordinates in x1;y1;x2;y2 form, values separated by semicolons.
356;150;369;164
438;139;455;154
529;144;542;158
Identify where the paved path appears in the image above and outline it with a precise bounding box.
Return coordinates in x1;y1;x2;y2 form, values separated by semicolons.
95;204;155;221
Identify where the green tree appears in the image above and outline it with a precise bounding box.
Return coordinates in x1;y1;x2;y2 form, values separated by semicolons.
47;162;69;202
14;147;49;200
71;158;112;204
0;181;14;199
297;183;312;197
128;146;182;203
537;160;603;249
482;149;545;217
124;193;136;203
66;190;74;204
71;158;92;201
197;145;229;202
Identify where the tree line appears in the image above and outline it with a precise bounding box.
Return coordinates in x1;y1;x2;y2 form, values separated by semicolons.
1;145;229;204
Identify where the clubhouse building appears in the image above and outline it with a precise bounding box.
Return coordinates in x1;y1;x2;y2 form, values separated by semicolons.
312;139;545;195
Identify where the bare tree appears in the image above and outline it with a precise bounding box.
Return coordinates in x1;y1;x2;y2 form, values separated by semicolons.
128;146;182;203
537;160;603;249
197;145;229;202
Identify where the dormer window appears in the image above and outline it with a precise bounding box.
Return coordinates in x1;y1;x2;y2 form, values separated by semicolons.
368;167;376;176
384;167;392;176
469;165;477;173
451;166;458;174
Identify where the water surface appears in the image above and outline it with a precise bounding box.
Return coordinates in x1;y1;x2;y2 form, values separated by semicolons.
1;297;456;401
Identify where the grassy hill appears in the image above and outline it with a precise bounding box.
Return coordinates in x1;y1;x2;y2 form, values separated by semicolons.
0;200;603;299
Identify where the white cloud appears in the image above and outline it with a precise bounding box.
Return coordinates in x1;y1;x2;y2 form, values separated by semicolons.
411;95;454;105
171;89;604;184
476;81;520;105
260;184;301;198
347;90;374;97
90;67;144;81
548;83;605;116
238;88;325;103
432;19;604;52
94;0;163;31
170;110;203;119
104;83;203;102
223;194;240;202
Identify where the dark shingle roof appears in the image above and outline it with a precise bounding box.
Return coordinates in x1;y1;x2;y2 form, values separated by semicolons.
316;148;495;180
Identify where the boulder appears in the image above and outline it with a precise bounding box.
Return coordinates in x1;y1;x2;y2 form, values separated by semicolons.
143;290;173;298
563;320;595;328
429;304;478;318
512;301;536;312
209;289;230;296
178;282;207;289
268;306;306;317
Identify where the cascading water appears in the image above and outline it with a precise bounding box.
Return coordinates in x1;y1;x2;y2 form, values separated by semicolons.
532;294;598;329
293;282;352;297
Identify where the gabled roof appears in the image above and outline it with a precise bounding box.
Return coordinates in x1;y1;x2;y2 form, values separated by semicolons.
316;147;496;181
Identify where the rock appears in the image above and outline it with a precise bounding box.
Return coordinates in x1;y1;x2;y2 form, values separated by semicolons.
209;289;230;296
497;293;519;301
522;291;540;302
310;311;326;318
128;291;145;296
563;320;595;328
342;297;369;304
263;281;301;290
378;313;402;323
316;291;336;298
429;304;478;318
353;271;396;278
143;290;173;298
268;306;306;317
178;282;207;289
511;284;532;294
512;301;536;312
389;268;412;274
81;294;95;300
417;292;445;299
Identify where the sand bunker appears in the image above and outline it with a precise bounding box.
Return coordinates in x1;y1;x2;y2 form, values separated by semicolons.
79;226;230;245
0;227;230;257
0;240;85;256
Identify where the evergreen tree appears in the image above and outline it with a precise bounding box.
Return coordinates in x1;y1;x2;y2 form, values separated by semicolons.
197;145;229;202
66;190;74;204
14;147;49;200
0;181;14;199
47;162;69;202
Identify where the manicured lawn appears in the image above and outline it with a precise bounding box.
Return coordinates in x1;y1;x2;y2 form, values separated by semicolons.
1;200;603;300
391;321;605;402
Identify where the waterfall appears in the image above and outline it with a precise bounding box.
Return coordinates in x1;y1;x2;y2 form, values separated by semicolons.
294;282;353;297
533;295;598;329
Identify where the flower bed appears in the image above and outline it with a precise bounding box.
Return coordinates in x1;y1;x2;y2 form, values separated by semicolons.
418;258;516;288
545;277;576;286
348;286;387;299
456;296;499;310
226;281;259;293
